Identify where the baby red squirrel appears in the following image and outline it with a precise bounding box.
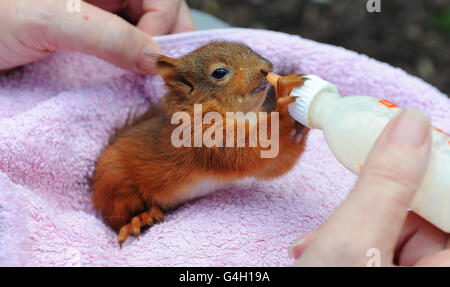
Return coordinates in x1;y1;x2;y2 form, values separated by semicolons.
91;42;309;247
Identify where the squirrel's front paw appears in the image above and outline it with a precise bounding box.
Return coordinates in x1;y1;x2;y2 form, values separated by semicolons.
275;74;308;98
289;121;307;143
274;74;308;115
276;95;298;115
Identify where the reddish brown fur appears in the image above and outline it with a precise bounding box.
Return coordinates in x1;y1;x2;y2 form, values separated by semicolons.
91;42;309;246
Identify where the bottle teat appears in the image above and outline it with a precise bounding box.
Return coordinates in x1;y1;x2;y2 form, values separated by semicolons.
266;73;339;128
266;72;281;86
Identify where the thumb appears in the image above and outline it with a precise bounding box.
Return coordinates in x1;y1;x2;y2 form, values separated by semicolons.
295;108;432;266
332;108;431;260
42;0;162;74
352;109;431;240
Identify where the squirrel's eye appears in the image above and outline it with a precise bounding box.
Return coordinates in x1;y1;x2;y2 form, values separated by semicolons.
211;68;230;80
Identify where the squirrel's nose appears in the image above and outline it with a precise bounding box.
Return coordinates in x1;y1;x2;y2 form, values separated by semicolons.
260;69;269;76
260;60;274;76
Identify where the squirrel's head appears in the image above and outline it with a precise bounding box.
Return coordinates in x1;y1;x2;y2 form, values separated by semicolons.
156;41;273;114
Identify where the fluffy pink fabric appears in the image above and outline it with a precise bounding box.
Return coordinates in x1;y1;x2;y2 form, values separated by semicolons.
0;28;448;266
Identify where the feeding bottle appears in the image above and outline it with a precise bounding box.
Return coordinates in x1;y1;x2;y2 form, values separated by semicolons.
266;73;450;232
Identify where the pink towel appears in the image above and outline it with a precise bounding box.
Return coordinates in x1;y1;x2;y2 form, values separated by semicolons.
0;28;448;266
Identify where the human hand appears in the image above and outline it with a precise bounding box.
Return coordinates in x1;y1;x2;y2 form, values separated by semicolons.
0;0;194;74
85;0;194;35
290;109;450;266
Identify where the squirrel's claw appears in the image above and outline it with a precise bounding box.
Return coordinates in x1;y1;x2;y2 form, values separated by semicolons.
277;95;298;107
275;73;308;100
274;73;308;115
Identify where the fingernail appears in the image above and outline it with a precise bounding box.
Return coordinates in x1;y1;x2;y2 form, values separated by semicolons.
136;41;162;74
389;109;430;146
288;245;298;259
288;237;307;259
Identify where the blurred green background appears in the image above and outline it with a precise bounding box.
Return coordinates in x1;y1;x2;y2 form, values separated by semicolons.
188;0;450;96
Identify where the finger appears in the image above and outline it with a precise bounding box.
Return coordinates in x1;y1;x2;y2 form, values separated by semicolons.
333;109;431;259
84;0;124;13
123;0;145;23
171;1;195;34
393;211;422;261
137;0;181;35
288;230;317;260
296;109;431;266
348;109;431;251
415;249;450;266
43;1;162;74
396;216;448;266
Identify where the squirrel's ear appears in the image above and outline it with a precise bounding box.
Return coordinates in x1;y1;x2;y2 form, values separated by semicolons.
156;56;193;95
156;56;178;83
